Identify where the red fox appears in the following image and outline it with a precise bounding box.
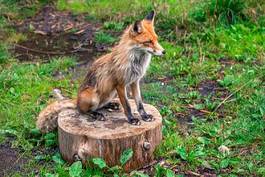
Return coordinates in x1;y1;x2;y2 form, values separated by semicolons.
37;11;165;132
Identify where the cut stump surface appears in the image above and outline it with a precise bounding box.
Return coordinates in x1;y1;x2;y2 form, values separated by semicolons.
58;99;162;171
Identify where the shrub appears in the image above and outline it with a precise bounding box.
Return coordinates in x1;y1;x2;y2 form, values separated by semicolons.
208;0;246;25
191;0;247;25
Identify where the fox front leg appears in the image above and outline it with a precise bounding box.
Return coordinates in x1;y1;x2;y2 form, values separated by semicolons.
116;85;141;125
130;80;154;122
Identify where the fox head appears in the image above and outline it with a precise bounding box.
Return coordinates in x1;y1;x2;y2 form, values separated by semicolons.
128;10;165;56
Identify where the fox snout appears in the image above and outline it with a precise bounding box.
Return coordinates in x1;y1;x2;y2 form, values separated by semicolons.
153;42;165;56
146;42;165;56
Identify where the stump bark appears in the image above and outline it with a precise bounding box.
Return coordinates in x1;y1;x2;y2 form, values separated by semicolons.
58;99;162;171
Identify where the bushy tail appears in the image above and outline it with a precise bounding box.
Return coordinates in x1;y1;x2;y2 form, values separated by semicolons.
36;99;77;133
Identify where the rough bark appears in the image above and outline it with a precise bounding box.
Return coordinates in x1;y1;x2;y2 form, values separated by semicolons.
58;99;162;171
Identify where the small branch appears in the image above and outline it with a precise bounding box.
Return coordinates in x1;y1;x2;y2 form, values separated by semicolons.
13;44;92;56
14;44;66;55
186;170;201;176
187;104;212;114
213;80;252;113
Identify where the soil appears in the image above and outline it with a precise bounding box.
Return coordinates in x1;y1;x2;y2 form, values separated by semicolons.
0;138;27;177
198;80;230;98
12;6;115;62
176;79;231;135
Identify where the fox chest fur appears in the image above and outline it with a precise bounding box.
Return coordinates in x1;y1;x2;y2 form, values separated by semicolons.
121;50;151;85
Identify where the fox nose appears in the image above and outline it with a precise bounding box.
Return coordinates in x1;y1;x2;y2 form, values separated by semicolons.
162;50;166;55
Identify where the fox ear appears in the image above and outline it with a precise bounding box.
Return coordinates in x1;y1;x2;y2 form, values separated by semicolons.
131;20;143;34
145;10;155;22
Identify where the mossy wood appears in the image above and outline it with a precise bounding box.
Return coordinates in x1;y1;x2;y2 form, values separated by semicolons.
58;99;162;171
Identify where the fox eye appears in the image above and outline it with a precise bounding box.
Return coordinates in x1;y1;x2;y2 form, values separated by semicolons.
143;40;152;45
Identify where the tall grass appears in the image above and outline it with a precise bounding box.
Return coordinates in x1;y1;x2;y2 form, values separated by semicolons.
210;0;246;24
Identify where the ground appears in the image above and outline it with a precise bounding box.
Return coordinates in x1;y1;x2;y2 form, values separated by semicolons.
0;0;264;177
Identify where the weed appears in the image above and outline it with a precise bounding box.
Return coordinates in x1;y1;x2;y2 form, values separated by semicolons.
0;44;9;64
95;31;117;44
103;21;124;31
41;148;150;177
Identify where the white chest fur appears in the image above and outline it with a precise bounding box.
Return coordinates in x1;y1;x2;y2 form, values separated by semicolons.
124;51;151;84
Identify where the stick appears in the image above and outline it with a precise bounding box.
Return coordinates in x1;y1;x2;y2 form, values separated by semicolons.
187;104;212;114
213;79;253;113
14;44;66;55
13;44;92;55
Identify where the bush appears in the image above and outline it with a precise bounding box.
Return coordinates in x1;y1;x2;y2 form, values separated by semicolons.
191;0;247;25
208;0;246;25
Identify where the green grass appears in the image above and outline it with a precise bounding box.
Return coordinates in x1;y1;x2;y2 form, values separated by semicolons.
0;0;265;176
146;26;265;176
0;58;78;148
103;21;124;31
95;31;117;45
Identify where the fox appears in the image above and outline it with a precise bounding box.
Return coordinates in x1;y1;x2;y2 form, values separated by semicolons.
36;10;165;133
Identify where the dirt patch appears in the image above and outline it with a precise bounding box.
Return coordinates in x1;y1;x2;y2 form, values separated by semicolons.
16;6;92;35
197;167;217;177
198;80;229;98
175;80;231;134
13;31;97;62
12;5;115;62
0;138;27;176
198;80;231;119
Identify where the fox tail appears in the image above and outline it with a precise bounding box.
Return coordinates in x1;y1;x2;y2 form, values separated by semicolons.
36;89;77;133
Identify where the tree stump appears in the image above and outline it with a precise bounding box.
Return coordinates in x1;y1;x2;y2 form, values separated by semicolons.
58;99;162;171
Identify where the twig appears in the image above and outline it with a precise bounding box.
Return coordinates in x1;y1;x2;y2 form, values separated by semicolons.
187;104;212;114
74;24;91;34
14;44;66;55
139;160;158;170
34;30;47;35
186;170;201;176
13;44;92;55
213;79;253;113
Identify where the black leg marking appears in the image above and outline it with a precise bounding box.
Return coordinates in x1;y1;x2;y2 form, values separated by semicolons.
138;102;154;122
91;111;106;121
102;102;120;110
141;113;154;122
124;99;141;126
128;116;141;125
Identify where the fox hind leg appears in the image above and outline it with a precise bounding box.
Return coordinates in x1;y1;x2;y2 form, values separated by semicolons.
77;88;106;121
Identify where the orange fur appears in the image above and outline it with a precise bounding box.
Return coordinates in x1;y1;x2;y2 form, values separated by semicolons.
77;10;164;124
36;99;77;133
36;11;165;131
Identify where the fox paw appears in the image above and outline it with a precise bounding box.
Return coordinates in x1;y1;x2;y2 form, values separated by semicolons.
141;114;154;122
129;118;141;125
91;112;106;121
105;102;120;110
